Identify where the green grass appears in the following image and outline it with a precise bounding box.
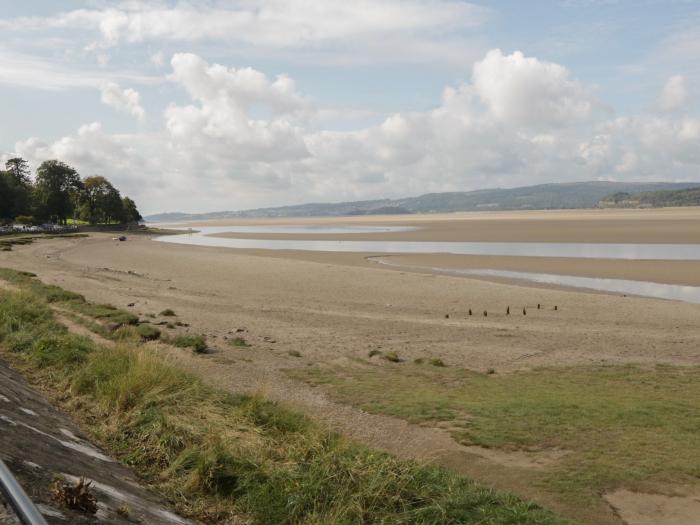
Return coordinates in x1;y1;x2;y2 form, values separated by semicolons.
0;283;566;525
136;323;161;341
168;334;207;353
230;337;250;348
291;363;700;508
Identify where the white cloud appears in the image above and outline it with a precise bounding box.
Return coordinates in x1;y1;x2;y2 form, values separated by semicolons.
658;75;689;111
7;50;700;214
472;49;594;128
0;47;157;90
0;1;491;64
100;82;145;120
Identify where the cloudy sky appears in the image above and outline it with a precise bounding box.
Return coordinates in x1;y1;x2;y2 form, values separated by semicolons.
1;1;699;214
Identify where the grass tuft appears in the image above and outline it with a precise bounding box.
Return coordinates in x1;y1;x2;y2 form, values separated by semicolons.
169;334;207;353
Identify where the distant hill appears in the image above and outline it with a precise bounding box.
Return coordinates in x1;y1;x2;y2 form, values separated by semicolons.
145;181;700;222
599;187;700;208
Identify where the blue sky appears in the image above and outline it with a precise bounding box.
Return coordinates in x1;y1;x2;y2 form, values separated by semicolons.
1;1;699;213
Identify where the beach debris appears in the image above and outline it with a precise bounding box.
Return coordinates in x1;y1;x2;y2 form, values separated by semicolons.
52;477;97;514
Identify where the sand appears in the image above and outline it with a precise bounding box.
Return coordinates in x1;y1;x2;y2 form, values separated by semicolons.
2;207;700;525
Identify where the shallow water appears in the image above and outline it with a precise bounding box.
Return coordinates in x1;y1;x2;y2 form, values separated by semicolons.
372;258;700;304
154;225;700;261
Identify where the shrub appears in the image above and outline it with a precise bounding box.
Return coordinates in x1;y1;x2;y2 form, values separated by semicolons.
160;309;176;317
288;350;301;358
430;358;446;367
368;349;382;358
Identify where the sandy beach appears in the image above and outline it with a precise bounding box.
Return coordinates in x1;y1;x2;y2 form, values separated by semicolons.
2;208;700;524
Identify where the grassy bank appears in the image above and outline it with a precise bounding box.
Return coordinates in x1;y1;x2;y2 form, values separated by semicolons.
291;362;700;510
0;271;566;524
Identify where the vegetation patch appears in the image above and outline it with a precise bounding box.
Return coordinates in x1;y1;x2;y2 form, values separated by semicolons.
382;351;401;363
230;337;250;348
136;323;161;341
159;309;176;317
168;334;207;353
291;363;700;511
0;283;566;525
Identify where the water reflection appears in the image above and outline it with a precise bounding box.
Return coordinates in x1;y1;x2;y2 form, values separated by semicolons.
154;226;700;261
372;258;700;304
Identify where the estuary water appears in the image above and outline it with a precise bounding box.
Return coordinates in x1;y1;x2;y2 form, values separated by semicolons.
154;225;700;261
152;224;700;303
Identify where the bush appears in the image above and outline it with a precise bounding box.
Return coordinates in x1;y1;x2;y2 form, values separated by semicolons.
160;309;176;317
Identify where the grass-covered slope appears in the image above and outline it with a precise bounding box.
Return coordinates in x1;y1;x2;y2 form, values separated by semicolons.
0;270;566;524
292;363;700;511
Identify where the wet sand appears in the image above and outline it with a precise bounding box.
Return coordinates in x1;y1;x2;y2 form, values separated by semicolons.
192;207;700;243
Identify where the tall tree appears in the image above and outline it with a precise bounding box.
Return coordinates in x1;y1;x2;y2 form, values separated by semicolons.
0;172;12;221
5;158;31;185
34;160;82;224
3;157;33;218
80;176;123;224
121;196;142;223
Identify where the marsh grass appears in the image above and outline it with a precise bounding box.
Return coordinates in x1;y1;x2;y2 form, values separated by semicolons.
0;283;566;525
292;363;700;509
168;334;207;353
136;323;161;341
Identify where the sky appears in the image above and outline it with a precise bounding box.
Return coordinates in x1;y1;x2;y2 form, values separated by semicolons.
1;1;699;215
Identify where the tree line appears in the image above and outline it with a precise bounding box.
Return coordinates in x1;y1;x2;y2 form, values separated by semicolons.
0;158;142;225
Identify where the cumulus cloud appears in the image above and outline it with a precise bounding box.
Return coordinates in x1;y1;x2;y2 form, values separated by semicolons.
164;53;309;163
100;82;145;120
472;49;594;128
8;49;700;214
658;75;689;111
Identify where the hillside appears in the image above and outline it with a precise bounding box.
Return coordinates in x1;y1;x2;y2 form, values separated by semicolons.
599;187;700;208
146;181;700;222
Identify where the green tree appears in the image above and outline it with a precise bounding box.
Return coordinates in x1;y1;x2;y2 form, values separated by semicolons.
80;176;124;224
121;196;142;223
5;158;31;185
34;160;82;224
0;172;12;221
3;157;33;218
